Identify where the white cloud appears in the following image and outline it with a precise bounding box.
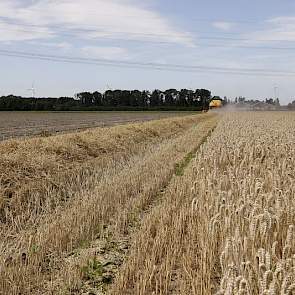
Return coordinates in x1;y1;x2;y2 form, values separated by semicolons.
0;0;193;46
212;21;234;31
245;16;295;42
0;20;53;42
82;46;128;60
28;40;72;50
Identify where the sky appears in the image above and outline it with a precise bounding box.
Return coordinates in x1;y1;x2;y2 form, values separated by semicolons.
1;0;295;104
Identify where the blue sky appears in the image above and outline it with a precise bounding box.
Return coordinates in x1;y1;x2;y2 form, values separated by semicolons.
1;0;295;104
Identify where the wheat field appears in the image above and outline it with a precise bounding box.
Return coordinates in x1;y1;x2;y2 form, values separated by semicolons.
111;112;295;295
1;111;294;294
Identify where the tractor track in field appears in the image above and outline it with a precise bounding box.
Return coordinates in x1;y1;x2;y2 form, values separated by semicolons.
0;113;218;294
45;117;218;295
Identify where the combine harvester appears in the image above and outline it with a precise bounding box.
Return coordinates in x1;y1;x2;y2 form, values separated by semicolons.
209;96;223;109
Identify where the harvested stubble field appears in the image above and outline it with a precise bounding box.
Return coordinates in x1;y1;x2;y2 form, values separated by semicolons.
0;112;217;294
0;111;195;141
1;111;294;295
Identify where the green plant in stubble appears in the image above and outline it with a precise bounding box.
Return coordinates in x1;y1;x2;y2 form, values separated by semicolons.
175;125;216;176
81;257;103;281
30;244;40;254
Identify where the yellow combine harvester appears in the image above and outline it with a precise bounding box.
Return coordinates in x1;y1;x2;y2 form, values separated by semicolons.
209;97;223;109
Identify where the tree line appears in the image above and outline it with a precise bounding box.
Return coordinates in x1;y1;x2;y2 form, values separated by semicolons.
0;89;212;111
232;96;280;105
288;100;295;109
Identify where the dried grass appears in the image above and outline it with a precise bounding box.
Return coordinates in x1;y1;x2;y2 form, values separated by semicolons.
0;113;218;294
0;114;210;227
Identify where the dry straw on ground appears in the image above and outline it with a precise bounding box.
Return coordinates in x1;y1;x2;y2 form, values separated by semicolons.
0;113;217;294
0;114;209;228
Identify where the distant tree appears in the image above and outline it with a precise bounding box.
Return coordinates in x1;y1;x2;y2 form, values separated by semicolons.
197;89;211;109
104;90;114;106
141;90;150;107
164;89;178;106
77;92;93;106
178;89;189;106
57;97;75;105
112;90;123;106
150;90;162;106
0;87;213;111
142;90;150;107
130;90;142;107
186;90;195;106
120;90;131;106
93;91;103;106
238;96;245;103
265;98;274;105
223;96;228;105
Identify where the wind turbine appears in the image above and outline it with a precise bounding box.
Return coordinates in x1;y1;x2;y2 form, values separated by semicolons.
27;82;36;98
274;85;279;99
106;84;113;91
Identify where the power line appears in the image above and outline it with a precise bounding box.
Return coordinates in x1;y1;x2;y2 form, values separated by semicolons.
0;19;290;42
2;25;295;51
0;27;185;46
2;24;295;43
0;19;190;39
197;43;295;51
0;19;257;37
2;19;295;51
0;48;294;77
0;12;266;25
199;36;295;43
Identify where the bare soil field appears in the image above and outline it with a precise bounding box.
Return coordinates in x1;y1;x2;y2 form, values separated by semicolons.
0;111;195;141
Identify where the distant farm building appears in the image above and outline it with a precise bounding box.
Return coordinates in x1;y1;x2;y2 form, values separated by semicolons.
235;101;278;111
249;101;277;111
